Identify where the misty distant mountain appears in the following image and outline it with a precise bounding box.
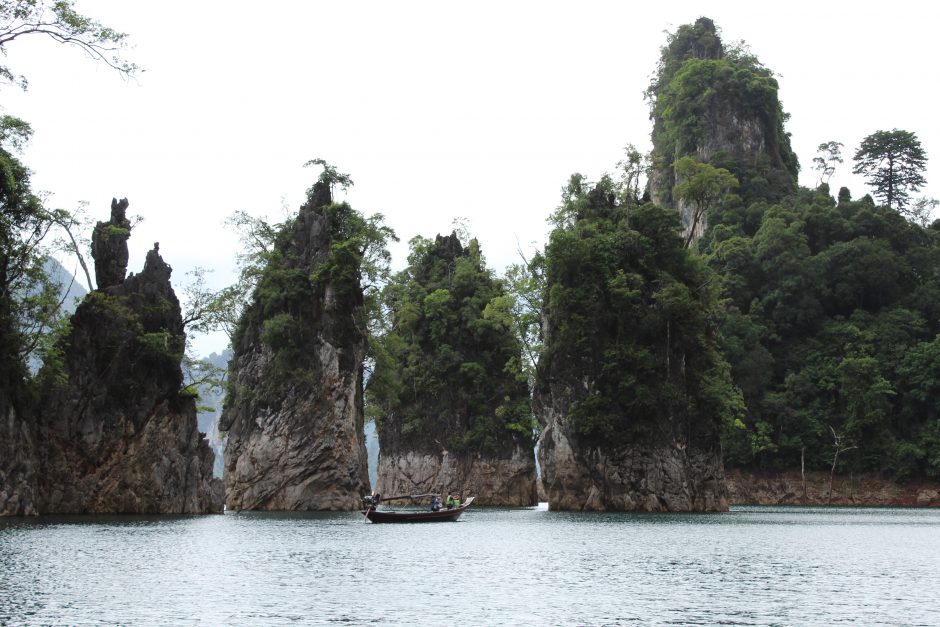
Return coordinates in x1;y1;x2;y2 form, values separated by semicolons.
25;258;89;373
45;257;89;312
194;349;232;478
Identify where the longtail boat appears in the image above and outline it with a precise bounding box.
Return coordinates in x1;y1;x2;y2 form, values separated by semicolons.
361;493;475;523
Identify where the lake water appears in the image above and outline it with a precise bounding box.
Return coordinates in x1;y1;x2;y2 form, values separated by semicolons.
1;505;938;625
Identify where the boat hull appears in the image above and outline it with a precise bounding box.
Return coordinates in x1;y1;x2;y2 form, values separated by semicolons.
362;497;474;523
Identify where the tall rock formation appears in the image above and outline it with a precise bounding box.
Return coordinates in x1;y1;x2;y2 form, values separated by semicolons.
647;17;799;242
534;187;737;512
221;181;372;510
91;197;131;289
370;233;538;506
33;199;223;514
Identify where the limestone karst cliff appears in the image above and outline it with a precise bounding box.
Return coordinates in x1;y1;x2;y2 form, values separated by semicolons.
369;233;538;506
220;181;373;511
0;391;37;515
648;17;799;242
534;189;735;512
26;198;223;514
535;397;728;512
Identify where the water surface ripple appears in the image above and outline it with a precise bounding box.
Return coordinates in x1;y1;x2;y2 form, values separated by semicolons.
1;505;938;625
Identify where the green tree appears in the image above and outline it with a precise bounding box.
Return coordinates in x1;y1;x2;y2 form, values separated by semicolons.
904;196;938;228
616;144;647;206
0;0;138;397
813;141;843;186
853;129;927;211
0;0;138;89
673;157;739;247
501;250;543;386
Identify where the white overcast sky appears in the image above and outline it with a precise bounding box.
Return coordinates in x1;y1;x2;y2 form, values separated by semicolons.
3;1;937;355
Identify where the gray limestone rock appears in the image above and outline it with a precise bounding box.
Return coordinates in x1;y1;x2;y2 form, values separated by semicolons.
0;401;38;516
535;396;727;512
220;182;370;511
91;198;131;289
376;445;537;507
32;204;222;514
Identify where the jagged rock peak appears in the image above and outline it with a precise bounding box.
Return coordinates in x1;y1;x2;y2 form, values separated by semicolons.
648;17;799;239
435;231;464;259
91;197;131;289
31;202;223;514
139;243;172;285
221;180;371;511
667;17;723;62
307;180;332;210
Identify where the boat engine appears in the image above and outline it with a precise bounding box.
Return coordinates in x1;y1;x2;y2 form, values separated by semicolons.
362;494;380;508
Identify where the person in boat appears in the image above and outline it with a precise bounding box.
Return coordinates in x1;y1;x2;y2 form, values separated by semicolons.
430;496;441;511
446;494;460;509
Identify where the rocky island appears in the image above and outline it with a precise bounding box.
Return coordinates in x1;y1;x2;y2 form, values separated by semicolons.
2;199;222;515
221;176;380;511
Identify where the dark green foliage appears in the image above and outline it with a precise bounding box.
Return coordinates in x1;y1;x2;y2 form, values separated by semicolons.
538;174;742;447
227;170;395;408
853;129;928;211
648;17;798;208
0;119;46;404
709;184;940;478
368;233;534;456
59;288;185;412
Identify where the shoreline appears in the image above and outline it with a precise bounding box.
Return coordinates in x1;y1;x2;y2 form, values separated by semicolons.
726;469;940;507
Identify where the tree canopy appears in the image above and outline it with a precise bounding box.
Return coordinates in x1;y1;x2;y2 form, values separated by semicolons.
705;183;940;479
537;172;742;446
0;0;138;89
853;129;928;211
367;232;533;456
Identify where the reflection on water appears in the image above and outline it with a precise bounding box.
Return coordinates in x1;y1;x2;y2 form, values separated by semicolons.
2;505;939;625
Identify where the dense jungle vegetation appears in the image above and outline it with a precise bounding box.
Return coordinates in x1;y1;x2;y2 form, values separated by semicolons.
535;173;741;448
367;233;534;456
4;5;938;486
643;18;940;478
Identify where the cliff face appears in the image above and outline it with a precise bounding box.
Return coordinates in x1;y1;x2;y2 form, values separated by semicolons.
726;469;940;507
375;446;537;506
220;182;370;511
0;398;37;515
535;392;727;512
648;17;799;242
534;194;734;512
33;199;223;514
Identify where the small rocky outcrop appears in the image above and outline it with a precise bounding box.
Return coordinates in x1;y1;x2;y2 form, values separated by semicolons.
220;182;370;511
32;199;223;514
